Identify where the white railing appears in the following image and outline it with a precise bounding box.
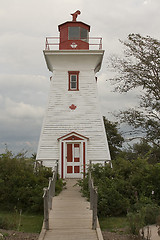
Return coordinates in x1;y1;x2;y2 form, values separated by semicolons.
45;37;102;50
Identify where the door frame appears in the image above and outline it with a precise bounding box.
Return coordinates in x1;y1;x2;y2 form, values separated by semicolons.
66;142;81;177
58;132;89;179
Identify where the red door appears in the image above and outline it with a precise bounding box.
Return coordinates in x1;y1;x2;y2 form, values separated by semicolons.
66;143;81;177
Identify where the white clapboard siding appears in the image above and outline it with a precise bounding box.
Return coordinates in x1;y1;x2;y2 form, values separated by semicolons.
36;51;111;168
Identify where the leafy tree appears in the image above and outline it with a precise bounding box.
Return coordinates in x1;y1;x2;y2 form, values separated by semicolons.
108;34;160;146
119;140;160;163
103;116;124;159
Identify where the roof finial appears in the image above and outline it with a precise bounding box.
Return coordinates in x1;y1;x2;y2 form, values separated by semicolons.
71;10;81;22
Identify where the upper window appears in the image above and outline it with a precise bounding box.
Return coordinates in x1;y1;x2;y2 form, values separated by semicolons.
68;27;88;42
68;71;79;91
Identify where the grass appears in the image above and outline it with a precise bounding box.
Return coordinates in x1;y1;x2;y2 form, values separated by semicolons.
0;211;43;233
99;216;129;233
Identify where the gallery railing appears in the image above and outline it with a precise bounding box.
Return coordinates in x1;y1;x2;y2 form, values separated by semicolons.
45;37;102;50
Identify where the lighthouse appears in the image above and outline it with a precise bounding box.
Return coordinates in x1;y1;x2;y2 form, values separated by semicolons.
36;11;111;178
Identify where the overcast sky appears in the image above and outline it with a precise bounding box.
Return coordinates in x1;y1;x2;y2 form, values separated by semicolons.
0;0;160;155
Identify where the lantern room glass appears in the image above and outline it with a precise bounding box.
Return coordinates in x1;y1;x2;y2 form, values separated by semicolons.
69;27;88;42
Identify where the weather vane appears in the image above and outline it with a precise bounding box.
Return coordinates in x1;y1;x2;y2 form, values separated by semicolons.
71;10;81;21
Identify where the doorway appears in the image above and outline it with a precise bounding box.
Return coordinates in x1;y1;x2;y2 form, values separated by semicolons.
66;143;81;178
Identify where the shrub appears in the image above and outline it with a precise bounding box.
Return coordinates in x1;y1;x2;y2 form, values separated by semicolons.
79;158;160;219
98;182;129;216
0;149;52;213
55;175;64;195
143;204;160;225
0;216;16;230
127;200;160;235
78;176;89;200
127;211;144;235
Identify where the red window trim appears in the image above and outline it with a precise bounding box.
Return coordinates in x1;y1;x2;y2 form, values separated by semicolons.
68;71;79;91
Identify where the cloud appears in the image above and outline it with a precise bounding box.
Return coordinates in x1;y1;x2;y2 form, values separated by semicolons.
97;73;140;119
4;98;44;120
0;73;49;105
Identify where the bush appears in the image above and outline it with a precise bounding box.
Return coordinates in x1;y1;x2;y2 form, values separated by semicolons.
78;176;89;200
0;149;52;213
143;204;160;225
55;175;64;195
98;182;129;216
127;211;144;235
127;199;160;235
0;216;16;230
79;158;160;219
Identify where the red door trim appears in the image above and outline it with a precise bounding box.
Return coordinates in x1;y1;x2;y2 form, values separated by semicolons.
57;131;89;141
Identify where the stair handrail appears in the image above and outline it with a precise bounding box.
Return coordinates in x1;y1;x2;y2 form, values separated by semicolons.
43;165;58;230
88;170;98;230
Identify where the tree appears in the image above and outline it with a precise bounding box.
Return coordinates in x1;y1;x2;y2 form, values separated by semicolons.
108;34;160;146
119;140;160;164
103;116;124;159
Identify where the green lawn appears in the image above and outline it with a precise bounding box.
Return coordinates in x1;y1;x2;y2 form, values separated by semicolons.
0;211;43;233
99;216;129;233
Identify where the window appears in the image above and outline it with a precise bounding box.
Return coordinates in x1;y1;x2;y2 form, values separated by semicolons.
80;28;88;42
68;71;79;91
68;27;88;42
69;27;79;40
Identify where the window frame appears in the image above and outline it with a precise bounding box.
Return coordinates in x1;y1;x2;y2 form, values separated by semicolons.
68;71;80;91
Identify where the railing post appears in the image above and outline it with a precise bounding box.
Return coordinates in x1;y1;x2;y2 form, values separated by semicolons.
48;177;53;210
43;188;49;230
88;168;98;230
42;163;58;230
53;171;56;197
92;188;98;230
89;171;93;210
90;179;94;210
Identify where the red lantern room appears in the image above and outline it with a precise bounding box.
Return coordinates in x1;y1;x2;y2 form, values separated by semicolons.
58;10;90;50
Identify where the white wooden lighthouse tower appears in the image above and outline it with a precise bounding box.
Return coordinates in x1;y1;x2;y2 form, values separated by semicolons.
36;11;111;178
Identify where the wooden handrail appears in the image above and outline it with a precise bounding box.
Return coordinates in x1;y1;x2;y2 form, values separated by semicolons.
88;171;98;230
43;165;58;230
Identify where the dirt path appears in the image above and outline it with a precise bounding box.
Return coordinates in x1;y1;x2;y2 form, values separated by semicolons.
0;229;39;240
0;229;141;240
102;230;141;240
